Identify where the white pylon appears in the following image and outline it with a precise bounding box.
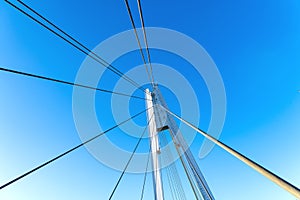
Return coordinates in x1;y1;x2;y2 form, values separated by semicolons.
151;85;215;200
145;89;164;200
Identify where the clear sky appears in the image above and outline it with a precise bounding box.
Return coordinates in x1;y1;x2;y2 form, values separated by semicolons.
0;0;300;200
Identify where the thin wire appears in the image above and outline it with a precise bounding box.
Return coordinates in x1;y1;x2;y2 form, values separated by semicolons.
160;132;187;200
168;130;200;200
136;0;155;84
185;152;214;200
160;133;177;200
155;101;185;200
108;113;154;200
16;0;145;93
163;106;300;199
164;114;212;199
140;148;151;200
0;108;148;191
5;0;147;94
172;131;213;200
0;67;150;101
154;97;187;200
165;163;176;200
154;86;212;199
123;0;154;86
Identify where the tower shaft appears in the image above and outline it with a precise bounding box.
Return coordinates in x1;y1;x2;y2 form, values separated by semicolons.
145;89;164;200
151;85;215;200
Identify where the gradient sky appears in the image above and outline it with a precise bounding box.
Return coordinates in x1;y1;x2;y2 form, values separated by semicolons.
0;0;300;200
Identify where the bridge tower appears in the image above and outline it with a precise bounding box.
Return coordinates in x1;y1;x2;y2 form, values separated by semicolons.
146;85;215;200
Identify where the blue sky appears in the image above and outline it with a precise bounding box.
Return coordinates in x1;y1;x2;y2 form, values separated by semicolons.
0;0;300;199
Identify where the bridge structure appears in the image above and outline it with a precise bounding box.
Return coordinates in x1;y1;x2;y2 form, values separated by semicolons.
146;85;215;200
1;0;300;199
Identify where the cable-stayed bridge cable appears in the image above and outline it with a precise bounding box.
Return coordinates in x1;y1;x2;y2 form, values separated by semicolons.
155;99;187;200
140;148;151;200
5;0;146;94
0;108;149;191
184;150;214;200
123;0;154;86
108;113;154;200
159;132;187;200
162;106;300;199
167;130;200;200
160;133;179;200
136;0;155;84
15;0;145;93
0;66;149;101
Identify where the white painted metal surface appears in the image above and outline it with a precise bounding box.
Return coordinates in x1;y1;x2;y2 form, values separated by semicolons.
145;89;164;200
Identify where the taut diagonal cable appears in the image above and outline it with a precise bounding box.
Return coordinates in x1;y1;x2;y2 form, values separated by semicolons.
159;132;187;200
108;113;154;200
136;0;155;84
167;129;200;200
161;106;300;199
140;148;151;200
123;0;154;87
0;108;149;190
5;0;147;95
0;66;149;101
